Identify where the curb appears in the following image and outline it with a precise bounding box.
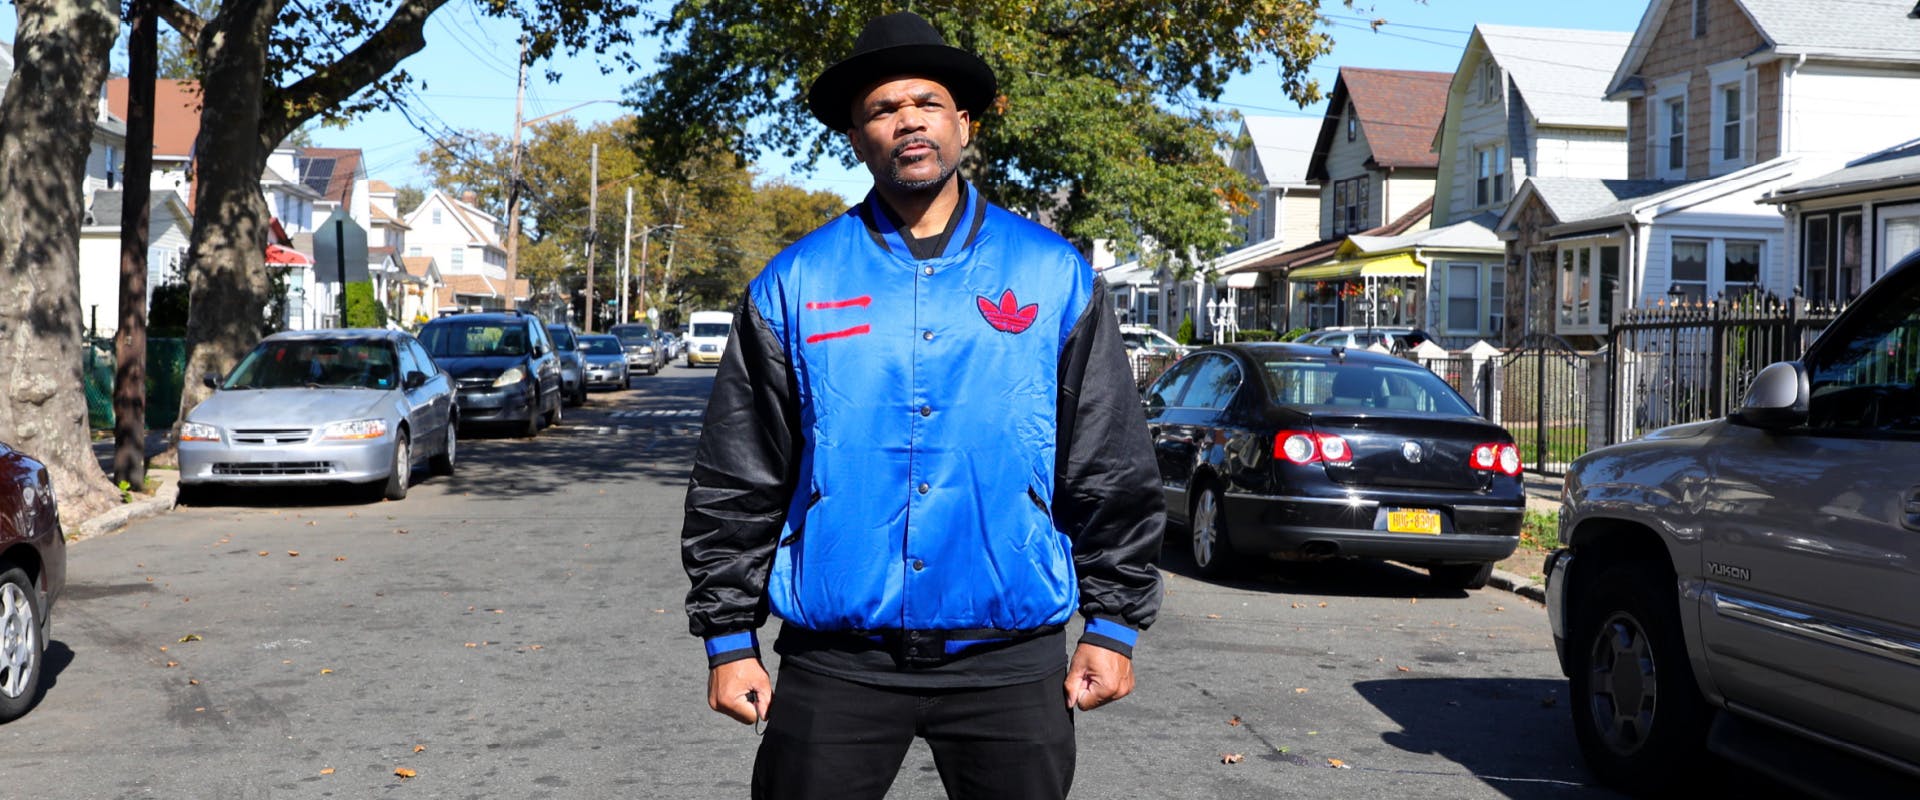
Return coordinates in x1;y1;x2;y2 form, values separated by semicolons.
70;471;178;544
1489;567;1545;603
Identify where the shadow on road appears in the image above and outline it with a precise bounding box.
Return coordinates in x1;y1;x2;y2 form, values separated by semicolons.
1354;677;1613;799
1156;533;1475;600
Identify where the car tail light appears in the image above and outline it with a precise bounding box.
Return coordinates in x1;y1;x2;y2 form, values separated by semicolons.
1275;430;1351;465
1471;442;1523;477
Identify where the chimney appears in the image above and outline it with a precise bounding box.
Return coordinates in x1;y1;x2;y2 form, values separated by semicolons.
461;190;477;205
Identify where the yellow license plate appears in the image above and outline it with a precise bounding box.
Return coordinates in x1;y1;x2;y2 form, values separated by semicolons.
1387;509;1441;535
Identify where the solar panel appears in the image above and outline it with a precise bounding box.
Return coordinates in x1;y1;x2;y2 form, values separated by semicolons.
298;157;335;197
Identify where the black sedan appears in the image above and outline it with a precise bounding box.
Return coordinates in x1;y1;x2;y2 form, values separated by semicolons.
1144;343;1523;589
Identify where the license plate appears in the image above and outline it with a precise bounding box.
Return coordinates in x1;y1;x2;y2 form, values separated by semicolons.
1387;509;1441;535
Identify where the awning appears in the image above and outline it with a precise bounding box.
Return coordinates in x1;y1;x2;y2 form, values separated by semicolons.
265;243;313;267
1225;271;1263;289
1286;252;1427;282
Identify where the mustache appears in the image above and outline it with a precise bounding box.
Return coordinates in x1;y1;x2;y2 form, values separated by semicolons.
890;136;941;160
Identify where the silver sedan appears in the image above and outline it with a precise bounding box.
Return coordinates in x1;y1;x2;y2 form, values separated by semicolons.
177;329;458;503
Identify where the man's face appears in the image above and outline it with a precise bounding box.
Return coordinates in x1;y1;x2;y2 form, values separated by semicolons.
846;77;970;193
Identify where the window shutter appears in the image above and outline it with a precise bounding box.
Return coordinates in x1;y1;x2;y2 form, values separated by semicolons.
1742;70;1759;163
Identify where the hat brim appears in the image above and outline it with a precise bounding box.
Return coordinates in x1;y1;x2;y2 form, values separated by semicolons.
807;44;997;131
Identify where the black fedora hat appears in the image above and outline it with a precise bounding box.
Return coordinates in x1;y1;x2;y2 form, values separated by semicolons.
807;12;998;131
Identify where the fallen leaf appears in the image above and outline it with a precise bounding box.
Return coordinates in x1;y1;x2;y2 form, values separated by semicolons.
165;661;178;668
1228;715;1242;726
396;529;409;534
528;645;544;651
1410;597;1418;605
1396;665;1411;672
465;643;478;648
1293;687;1308;694
283;659;293;665
188;679;200;686
1290;602;1303;609
1327;758;1349;769
306;521;316;526
159;645;168;652
413;745;426;753
320;768;335;775
652;609;666;614
492;609;504;614
1307;731;1318;736
1220;753;1244;764
1205;614;1221;620
194;707;205;712
146;576;155;582
178;633;202;643
394;767;416;779
334;556;347;562
1317;602;1328;608
258;551;269;557
319;668;333;674
287;551;299;557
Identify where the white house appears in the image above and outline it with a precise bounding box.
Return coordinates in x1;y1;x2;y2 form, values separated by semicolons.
1760;139;1920;292
77;190;193;337
1209;115;1325;333
405;189;509;281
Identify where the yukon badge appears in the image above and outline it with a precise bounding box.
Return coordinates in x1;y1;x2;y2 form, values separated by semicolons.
1401;441;1423;463
977;289;1039;334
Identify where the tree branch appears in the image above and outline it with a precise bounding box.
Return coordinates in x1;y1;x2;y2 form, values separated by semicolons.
258;0;451;147
155;0;206;45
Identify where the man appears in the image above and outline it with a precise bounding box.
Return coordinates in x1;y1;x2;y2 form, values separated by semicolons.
681;12;1163;799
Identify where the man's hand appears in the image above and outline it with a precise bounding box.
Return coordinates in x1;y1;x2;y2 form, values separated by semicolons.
708;659;772;725
1064;643;1135;711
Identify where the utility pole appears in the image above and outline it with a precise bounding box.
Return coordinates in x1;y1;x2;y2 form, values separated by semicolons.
621;187;632;324
504;36;527;304
584;143;598;332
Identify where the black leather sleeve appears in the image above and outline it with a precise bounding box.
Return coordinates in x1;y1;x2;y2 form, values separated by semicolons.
681;294;802;644
1055;277;1165;655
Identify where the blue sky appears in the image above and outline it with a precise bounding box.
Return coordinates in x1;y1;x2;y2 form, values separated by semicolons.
16;1;1649;204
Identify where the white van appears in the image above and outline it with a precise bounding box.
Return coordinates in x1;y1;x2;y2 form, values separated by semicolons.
685;310;734;367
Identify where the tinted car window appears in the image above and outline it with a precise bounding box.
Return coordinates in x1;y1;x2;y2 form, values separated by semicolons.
581;336;622;355
610;325;654;344
1261;360;1475;415
395;338;419;378
420;322;527;357
1805;275;1920;433
225;340;399;390
1146;357;1204;409
1181;354;1242;410
546;325;577;350
691;322;730;338
407;339;438;375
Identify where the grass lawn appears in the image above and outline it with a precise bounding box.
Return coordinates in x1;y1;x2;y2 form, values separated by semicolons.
1494;509;1560;585
1508;427;1588;467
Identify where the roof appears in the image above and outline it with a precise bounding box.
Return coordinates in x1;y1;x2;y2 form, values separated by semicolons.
367;180;396;193
1346;212;1503;254
1238;116;1323;187
1238;196;1435;274
437;273;531;301
401;256;438;279
411;190;506;251
371;204;411;229
296;147;364;205
1610;0;1920;96
1502;158;1801;235
1308;68;1451;181
105;79;202;159
1511;177;1687;225
83;188;192;228
1763;138;1920;203
1473;24;1630;129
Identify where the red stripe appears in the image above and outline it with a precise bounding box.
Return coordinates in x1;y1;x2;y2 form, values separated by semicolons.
804;296;872;310
805;324;871;344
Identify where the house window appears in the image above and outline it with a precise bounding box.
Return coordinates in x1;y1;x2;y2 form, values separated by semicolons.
1884;207;1920;282
1346;103;1356;142
106;145;118;189
1670;238;1710;303
1692;0;1709;38
408;246;422;256
1666;98;1686;173
1332;176;1368;234
432;208;443;225
1719;84;1741;162
1805;212;1864;304
1724;240;1762;299
1475;143;1508;207
1446;263;1481;334
1558;242;1622;332
1480;61;1501;105
450;250;465;270
1333;181;1348;235
1489;266;1506;337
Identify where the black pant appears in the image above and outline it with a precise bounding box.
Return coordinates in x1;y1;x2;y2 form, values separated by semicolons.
751;666;1075;800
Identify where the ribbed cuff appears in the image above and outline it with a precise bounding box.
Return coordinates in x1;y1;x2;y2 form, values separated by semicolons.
704;630;759;669
1078;616;1139;659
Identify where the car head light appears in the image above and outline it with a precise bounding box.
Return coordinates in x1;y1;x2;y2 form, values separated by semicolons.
493;366;526;387
180;422;221;442
639;346;654;355
322;418;389;440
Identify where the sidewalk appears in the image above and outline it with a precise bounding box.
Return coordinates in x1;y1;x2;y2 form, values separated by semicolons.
74;430;179;543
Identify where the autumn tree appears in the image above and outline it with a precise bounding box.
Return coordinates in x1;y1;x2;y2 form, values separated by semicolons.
633;2;1345;269
156;0;645;453
0;0;123;518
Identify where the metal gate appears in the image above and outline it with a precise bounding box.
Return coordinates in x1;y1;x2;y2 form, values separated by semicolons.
1607;298;1839;444
1494;335;1596;477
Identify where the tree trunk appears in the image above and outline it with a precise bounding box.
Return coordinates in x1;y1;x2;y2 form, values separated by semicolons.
168;0;278;448
0;0;124;520
114;0;158;489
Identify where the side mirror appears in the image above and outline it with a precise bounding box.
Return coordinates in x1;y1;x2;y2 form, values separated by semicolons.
1731;361;1808;430
201;372;222;390
404;371;428;390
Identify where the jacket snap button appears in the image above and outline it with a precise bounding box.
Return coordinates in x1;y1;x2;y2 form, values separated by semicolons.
920;406;932;417
922;330;933;341
923;266;934;276
913;560;926;571
918;483;930;494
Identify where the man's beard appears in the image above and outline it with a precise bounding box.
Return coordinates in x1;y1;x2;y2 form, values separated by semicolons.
880;136;958;192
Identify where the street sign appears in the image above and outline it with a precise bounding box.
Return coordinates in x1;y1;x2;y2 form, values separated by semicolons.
311;208;370;286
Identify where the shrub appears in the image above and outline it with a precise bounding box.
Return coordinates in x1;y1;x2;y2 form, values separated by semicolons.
1237;329;1277;342
1278;326;1311;342
1175;314;1195;345
344;281;388;328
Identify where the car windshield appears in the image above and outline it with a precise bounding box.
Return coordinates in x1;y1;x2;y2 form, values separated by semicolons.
223;340;399;390
692;322;730;338
546;326;577;349
581;337;622;355
611;326;653;344
419;322;528;357
1260;359;1475;415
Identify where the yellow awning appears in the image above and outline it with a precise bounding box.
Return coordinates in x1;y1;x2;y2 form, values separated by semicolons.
1287;252;1426;282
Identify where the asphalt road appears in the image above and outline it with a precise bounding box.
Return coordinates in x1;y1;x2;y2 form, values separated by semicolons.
5;361;1624;799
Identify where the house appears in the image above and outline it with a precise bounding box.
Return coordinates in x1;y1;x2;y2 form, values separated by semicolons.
104;79;201;204
77;190;193;336
1759;139;1920;294
1210;115;1325;332
397;255;444;327
1496;0;1920;342
1428;25;1633;344
405;189;509;281
1276;67;1451;330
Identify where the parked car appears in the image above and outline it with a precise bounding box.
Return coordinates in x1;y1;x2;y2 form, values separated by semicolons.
545;323;589;407
1546;251;1920;796
685;311;734;367
1294;326;1433;354
1120;324;1193;390
658;332;684;361
0;441;63;722
1143;343;1523;588
577;334;630;390
176;329;458;502
608;323;666;376
418;311;565;437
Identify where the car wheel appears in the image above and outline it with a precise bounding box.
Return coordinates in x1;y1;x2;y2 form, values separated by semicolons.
1189;485;1239;579
428;421;456;477
1428;561;1493;591
522;400;541;438
546;392;564;427
0;567;46;722
382;432;411;501
1569;561;1710;794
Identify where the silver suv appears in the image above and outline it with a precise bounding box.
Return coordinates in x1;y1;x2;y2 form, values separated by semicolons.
1546;251;1920;795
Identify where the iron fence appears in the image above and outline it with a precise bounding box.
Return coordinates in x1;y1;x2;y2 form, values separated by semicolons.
83;337;188;430
1607;297;1841;444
